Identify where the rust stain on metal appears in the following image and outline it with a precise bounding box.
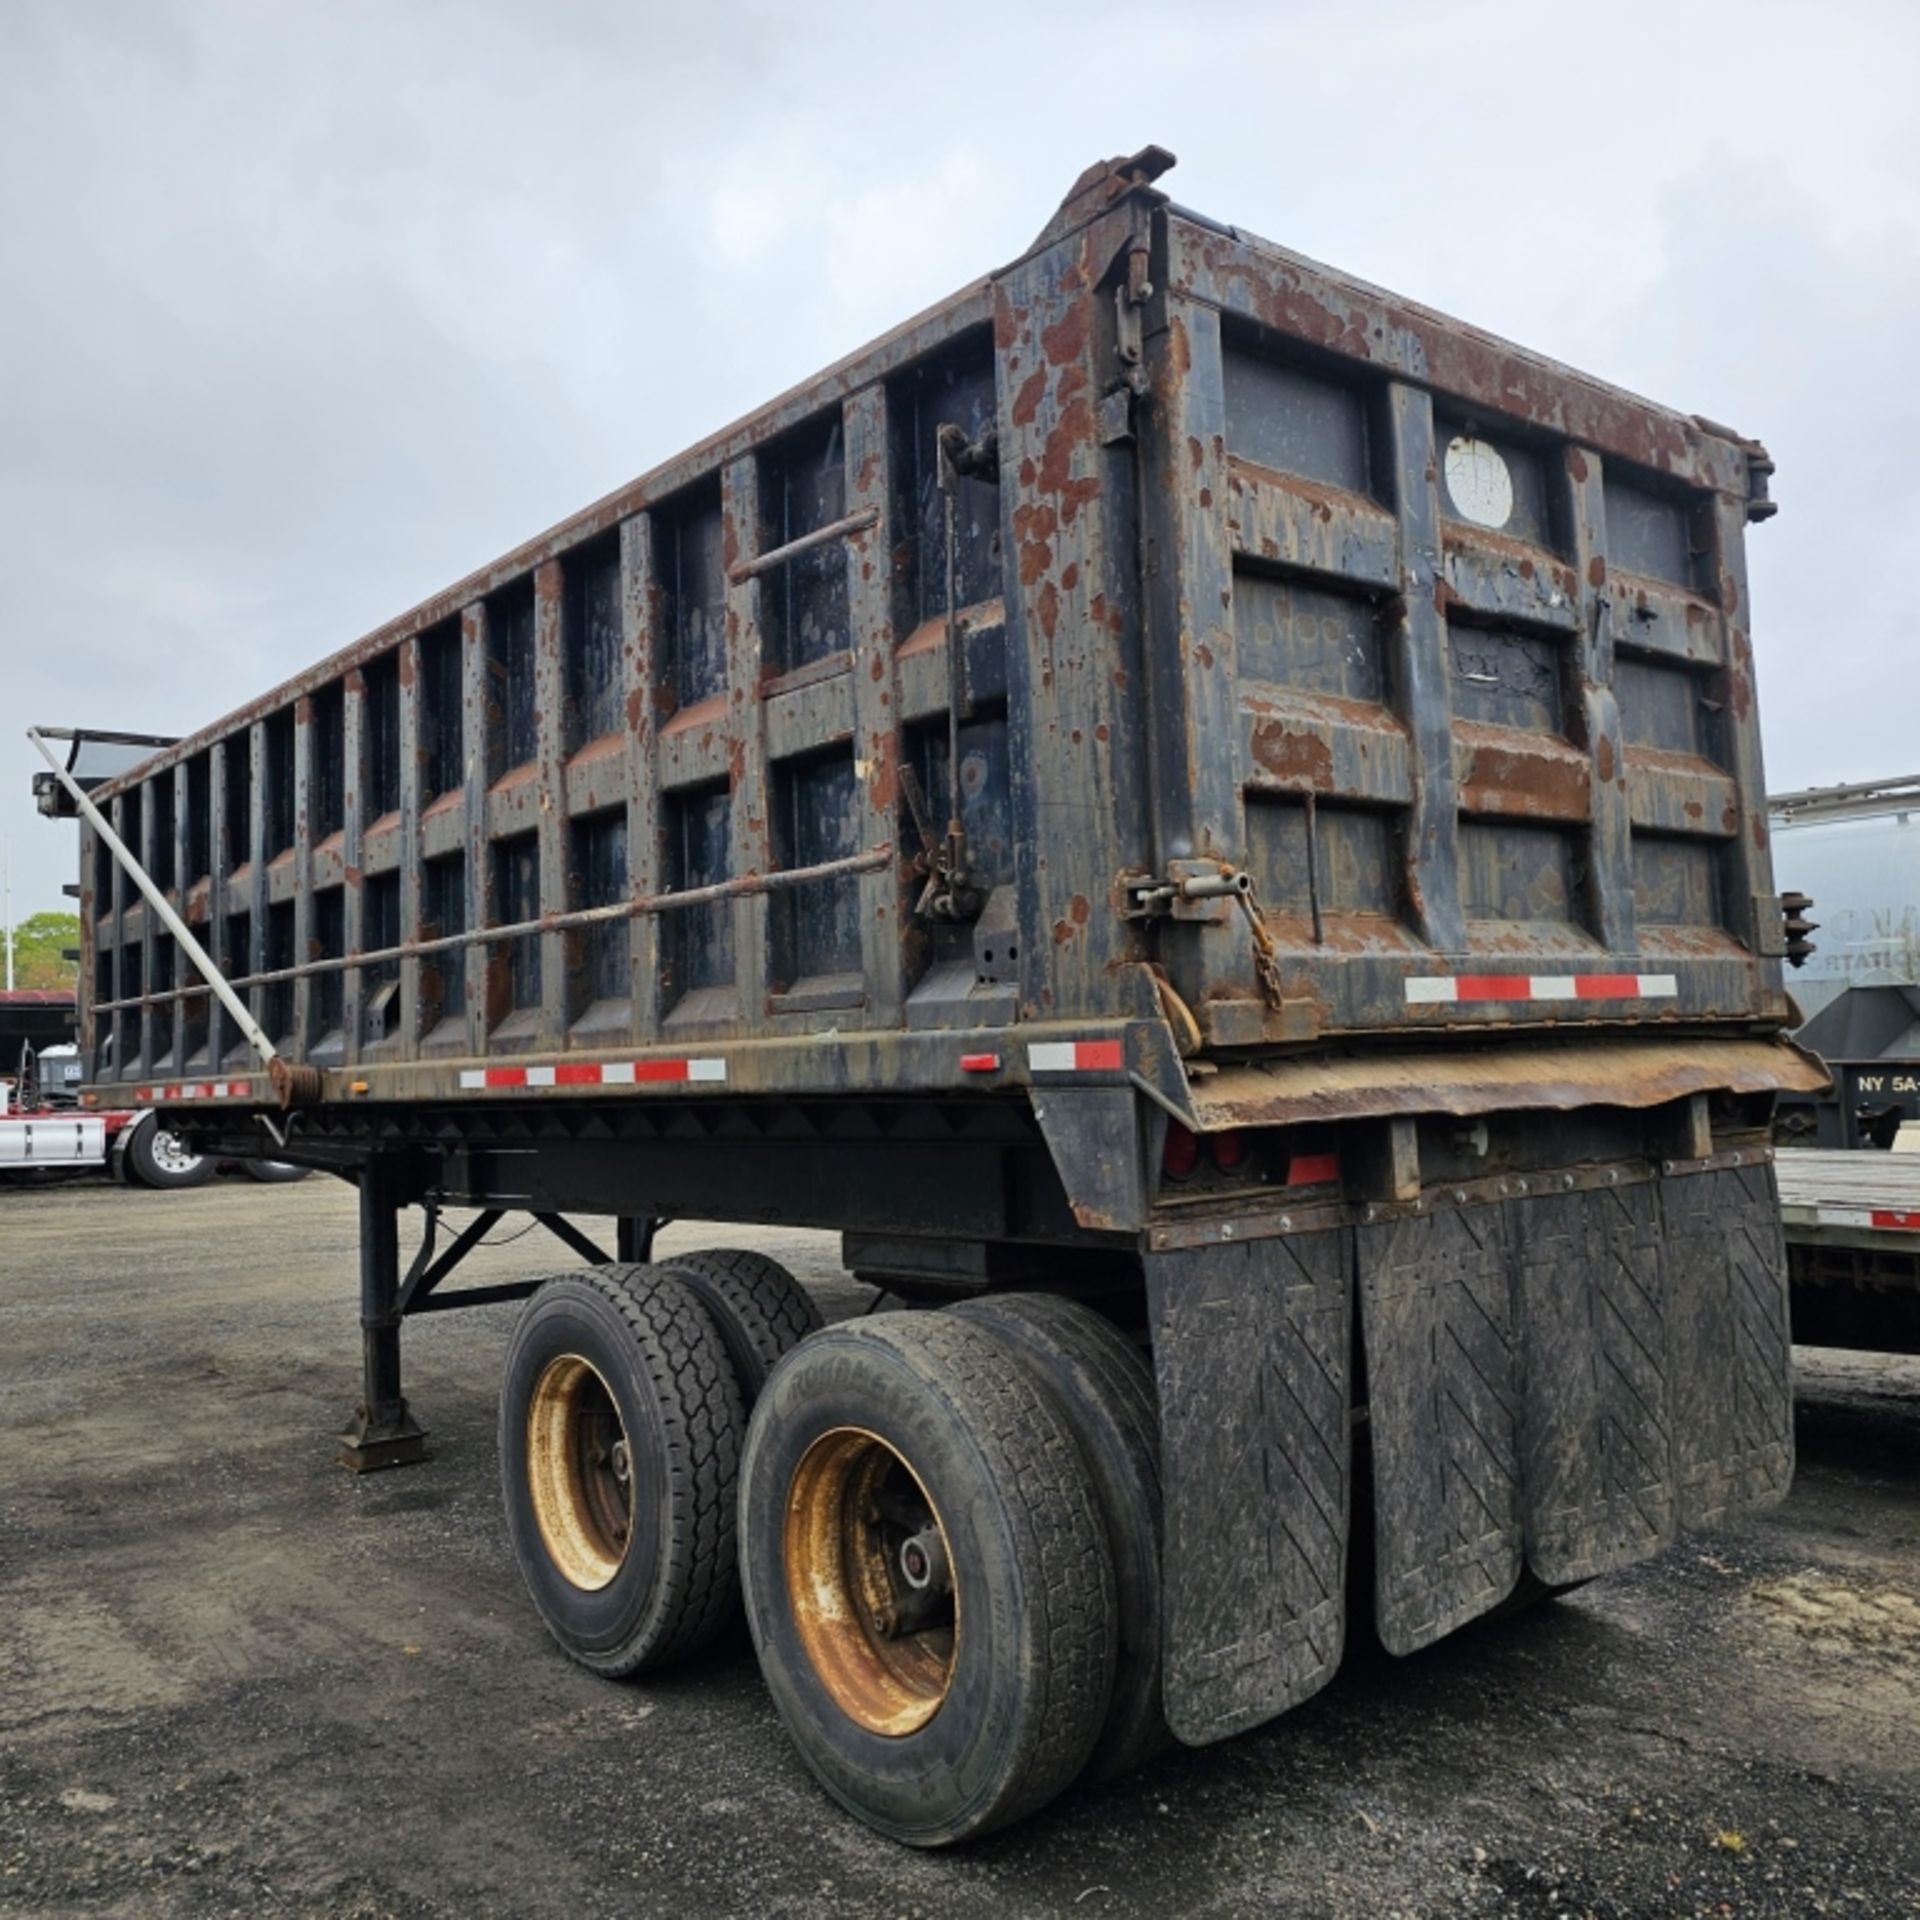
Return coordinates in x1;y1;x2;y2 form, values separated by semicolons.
1455;722;1590;821
1189;1038;1828;1132
1249;720;1334;791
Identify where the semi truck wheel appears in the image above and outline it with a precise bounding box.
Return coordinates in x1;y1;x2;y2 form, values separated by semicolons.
237;1158;311;1183
612;1249;821;1402
122;1115;215;1190
948;1292;1169;1781
738;1314;1116;1845
500;1267;744;1676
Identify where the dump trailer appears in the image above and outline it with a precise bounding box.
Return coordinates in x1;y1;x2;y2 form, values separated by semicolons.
43;147;1826;1845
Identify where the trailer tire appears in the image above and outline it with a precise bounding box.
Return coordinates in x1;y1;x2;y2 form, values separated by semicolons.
500;1266;744;1677
123;1115;214;1190
613;1249;821;1403
948;1292;1169;1782
236;1158;312;1183
739;1313;1116;1846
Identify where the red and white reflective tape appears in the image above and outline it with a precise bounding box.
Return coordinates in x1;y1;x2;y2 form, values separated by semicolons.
1026;1040;1126;1074
457;1058;727;1091
135;1080;256;1103
1805;1205;1920;1234
1405;972;1678;1006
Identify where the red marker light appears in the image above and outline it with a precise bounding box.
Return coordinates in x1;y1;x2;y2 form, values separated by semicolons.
1210;1129;1248;1172
1163;1122;1200;1180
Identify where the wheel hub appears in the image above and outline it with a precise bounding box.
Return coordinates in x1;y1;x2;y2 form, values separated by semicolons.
525;1354;633;1591
783;1427;957;1737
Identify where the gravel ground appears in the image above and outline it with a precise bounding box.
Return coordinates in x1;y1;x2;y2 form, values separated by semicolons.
1;1175;1916;1919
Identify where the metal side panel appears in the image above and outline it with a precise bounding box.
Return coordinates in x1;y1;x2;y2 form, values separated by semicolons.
1662;1162;1795;1527
1510;1184;1677;1585
1146;1231;1351;1746
1357;1208;1523;1656
0;1116;106;1166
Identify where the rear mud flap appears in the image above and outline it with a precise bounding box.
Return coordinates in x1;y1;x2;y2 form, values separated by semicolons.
1360;1162;1793;1655
1146;1164;1793;1738
1146;1233;1350;1745
1663;1164;1795;1525
1358;1207;1524;1655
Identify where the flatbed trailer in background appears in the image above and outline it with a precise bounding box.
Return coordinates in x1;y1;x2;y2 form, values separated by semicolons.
1778;1148;1920;1354
40;147;1824;1845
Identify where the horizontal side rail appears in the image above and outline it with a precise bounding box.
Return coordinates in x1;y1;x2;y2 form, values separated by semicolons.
89;844;894;1014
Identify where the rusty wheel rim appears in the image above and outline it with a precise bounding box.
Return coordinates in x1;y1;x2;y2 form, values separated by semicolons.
526;1354;633;1591
784;1427;958;1737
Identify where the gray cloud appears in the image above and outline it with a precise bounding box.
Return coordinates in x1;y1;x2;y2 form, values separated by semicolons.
4;0;1915;919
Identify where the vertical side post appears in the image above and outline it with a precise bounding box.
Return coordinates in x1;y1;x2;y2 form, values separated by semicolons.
1563;446;1635;954
621;512;664;1045
246;719;269;1047
397;633;424;1056
109;791;129;1081
208;739;230;1069
292;695;315;1057
1139;292;1260;1037
722;454;771;1028
342;667;367;1067
137;778;157;1077
844;384;908;1024
1383;381;1467;955
997;207;1155;1025
460;600;493;1056
338;1155;428;1472
1705;485;1786;1014
171;759;192;1069
533;558;570;1049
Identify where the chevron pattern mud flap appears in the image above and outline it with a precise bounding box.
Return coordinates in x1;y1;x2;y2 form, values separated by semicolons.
1509;1181;1679;1586
1662;1163;1795;1525
1358;1206;1524;1656
1359;1162;1794;1657
1146;1231;1351;1746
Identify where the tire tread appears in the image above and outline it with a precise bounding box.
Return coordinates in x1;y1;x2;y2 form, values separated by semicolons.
503;1266;744;1673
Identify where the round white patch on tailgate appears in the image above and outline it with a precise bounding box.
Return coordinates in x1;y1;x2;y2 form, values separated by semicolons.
1443;436;1514;531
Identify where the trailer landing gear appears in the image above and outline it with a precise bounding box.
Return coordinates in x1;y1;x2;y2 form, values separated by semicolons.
340;1158;428;1472
337;1153;666;1472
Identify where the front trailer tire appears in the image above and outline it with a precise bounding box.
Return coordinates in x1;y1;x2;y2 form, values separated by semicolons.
499;1267;744;1677
739;1313;1118;1846
614;1248;822;1402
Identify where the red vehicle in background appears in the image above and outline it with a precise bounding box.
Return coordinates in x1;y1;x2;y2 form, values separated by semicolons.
1;993;302;1187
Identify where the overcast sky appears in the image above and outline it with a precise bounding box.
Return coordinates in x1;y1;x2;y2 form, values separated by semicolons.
2;0;1915;921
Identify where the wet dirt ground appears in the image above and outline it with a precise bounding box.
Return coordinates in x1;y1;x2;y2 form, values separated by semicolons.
1;1175;1916;1918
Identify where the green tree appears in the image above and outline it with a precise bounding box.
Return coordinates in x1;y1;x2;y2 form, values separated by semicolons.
4;912;80;992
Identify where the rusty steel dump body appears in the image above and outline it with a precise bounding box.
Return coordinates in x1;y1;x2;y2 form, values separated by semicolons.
68;149;1824;1743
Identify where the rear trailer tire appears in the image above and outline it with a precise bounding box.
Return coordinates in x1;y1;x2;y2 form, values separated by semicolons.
237;1158;311;1183
948;1292;1169;1782
123;1117;214;1190
739;1313;1117;1846
499;1267;745;1676
616;1249;822;1402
